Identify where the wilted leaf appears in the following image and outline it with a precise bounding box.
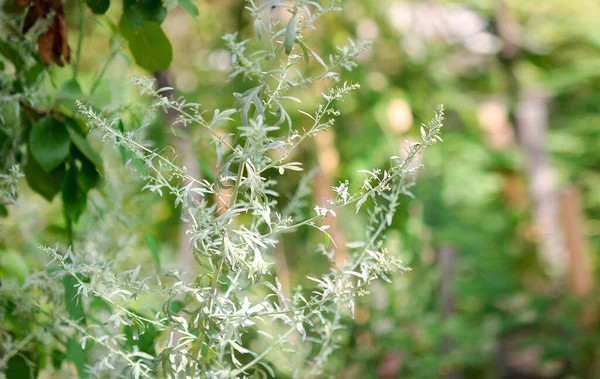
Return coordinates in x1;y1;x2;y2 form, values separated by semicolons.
23;0;71;66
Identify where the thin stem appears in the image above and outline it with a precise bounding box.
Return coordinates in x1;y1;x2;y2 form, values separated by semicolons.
230;323;298;376
0;333;34;370
73;0;85;80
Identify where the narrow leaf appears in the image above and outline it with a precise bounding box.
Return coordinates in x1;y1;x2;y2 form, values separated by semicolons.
144;232;161;272
284;16;297;55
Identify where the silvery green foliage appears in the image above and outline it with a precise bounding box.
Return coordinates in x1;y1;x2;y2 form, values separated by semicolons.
11;1;444;378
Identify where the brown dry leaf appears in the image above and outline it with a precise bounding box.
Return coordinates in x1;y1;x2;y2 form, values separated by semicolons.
19;0;71;66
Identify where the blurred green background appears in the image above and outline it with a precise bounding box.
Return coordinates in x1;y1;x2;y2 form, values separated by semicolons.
2;0;600;378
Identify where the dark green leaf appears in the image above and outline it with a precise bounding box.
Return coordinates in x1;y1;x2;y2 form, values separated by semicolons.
0;204;7;217
62;165;87;222
122;21;172;72
116;120;131;164
65;118;103;172
86;0;109;14
178;0;199;18
284;16;297;55
6;354;36;379
24;62;45;83
124;309;160;354
52;349;67;370
120;7;145;36
137;0;167;23
66;337;88;379
24;149;66;201
144;232;161;271
29;116;71;172
122;0;166;30
90;296;112;313
77;156;101;192
0;40;25;71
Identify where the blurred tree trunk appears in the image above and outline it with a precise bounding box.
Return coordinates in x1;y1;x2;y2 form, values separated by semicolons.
438;245;461;379
516;92;566;275
559;185;596;326
314;129;347;265
495;1;566;275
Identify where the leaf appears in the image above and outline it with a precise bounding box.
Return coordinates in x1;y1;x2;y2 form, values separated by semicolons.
253;19;262;40
24;149;66;201
6;354;37;379
62;164;87;222
66;337;88;379
76;155;101;192
24;62;45;83
178;0;199;18
297;39;327;69
52;348;67;369
86;0;109;14
65;118;103;172
144;232;161;272
0;204;7;217
0;40;25;70
116;119;132;164
284;15;297;55
56;79;84;113
63;273;85;320
122;21;172;72
29;116;71;172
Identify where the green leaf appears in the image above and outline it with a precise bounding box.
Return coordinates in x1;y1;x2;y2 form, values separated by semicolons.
56;79;84;113
77;156;101;193
29;116;71;172
116;120;131;164
178;0;199;18
122;0;166;31
124;310;160;354
24;149;66;201
66;337;88;379
90;296;112;314
24;62;45;83
284;15;297;55
65;118;103;173
63;272;85;320
86;0;109;14
122;21;172;72
62;165;87;222
0;40;25;71
0;204;7;217
253;19;262;40
6;354;37;379
52;348;67;369
144;232;161;271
